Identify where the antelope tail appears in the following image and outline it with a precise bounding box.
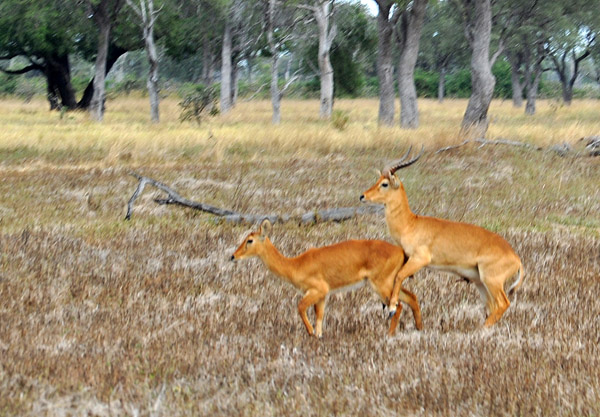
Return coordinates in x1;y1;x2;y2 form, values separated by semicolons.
508;264;524;296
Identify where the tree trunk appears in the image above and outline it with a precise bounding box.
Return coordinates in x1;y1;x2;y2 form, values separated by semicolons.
232;63;239;106
90;2;112;122
78;45;127;109
438;66;446;102
550;49;590;107
397;0;427;129
145;31;159;122
525;52;545;115
525;81;539;115
201;39;211;84
561;82;573;105
318;44;334;119
509;55;523;107
376;3;396;126
220;20;233;114
314;1;336;119
270;53;281;125
461;0;495;136
45;53;78;109
136;0;160;123
267;0;281;124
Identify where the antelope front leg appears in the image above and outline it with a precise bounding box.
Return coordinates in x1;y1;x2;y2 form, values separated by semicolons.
313;299;326;338
297;289;326;337
388;255;430;318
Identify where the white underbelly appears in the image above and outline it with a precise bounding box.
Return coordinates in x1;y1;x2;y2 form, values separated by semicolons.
329;279;367;295
428;264;480;281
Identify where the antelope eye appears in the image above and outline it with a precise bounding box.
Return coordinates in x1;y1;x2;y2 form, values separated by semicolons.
381;183;389;188
247;239;253;244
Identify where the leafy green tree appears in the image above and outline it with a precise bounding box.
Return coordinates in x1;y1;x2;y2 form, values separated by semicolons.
297;1;377;97
547;1;599;104
418;1;468;102
0;0;137;110
0;0;88;108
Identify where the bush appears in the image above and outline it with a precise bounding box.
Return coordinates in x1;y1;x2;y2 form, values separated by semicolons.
178;84;219;124
445;69;471;98
414;70;439;98
0;73;18;96
108;75;146;96
331;109;350;130
491;60;512;99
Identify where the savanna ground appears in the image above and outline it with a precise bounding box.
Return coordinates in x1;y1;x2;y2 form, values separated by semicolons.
0;97;599;416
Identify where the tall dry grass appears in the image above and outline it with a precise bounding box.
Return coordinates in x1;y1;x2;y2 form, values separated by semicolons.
0;97;599;166
0;97;599;416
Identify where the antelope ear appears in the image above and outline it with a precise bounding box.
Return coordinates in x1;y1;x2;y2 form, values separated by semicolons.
373;168;382;177
260;219;272;238
390;174;400;189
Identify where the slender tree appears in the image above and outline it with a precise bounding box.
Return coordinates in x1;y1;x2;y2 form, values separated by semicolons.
374;0;402;126
264;0;305;124
85;0;124;121
125;0;161;122
419;1;468;103
299;1;337;119
457;0;503;136
395;0;427;128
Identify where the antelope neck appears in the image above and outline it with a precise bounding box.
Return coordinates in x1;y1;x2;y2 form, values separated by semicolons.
386;188;416;229
258;239;298;281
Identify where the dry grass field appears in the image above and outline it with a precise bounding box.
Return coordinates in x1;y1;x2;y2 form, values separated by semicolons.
0;97;599;416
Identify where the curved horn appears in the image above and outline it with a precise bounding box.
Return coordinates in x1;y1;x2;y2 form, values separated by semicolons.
384;145;424;175
382;145;412;176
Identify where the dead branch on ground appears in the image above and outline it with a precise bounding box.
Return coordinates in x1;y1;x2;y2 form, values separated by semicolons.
125;172;383;224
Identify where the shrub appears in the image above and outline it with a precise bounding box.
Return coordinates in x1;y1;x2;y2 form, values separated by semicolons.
178;84;219;124
331;109;350;130
0;73;18;96
445;69;471;98
414;69;439;98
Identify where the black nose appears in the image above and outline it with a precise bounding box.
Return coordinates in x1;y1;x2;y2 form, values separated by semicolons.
360;195;365;202
230;255;235;261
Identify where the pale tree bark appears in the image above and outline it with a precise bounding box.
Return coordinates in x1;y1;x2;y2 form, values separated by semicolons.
460;0;502;136
270;53;282;124
550;49;591;106
524;44;547;115
86;0;123;121
438;65;446;102
125;0;161;122
507;52;524;107
220;20;233;114
267;0;281;124
266;0;300;125
311;1;337;119
375;1;401;126
396;0;428;129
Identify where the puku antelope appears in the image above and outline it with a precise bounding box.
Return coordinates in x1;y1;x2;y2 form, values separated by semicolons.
230;219;422;338
360;147;524;327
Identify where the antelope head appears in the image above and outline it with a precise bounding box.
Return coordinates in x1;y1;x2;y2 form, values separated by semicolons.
360;145;424;204
231;219;272;261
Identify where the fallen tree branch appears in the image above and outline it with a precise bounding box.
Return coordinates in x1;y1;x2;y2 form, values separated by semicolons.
435;138;542;154
474;138;542;150
125;172;383;224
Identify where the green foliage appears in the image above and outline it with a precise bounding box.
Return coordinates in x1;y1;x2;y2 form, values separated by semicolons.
492;60;512;99
414;70;438;98
109;75;146;96
445;69;471;98
331;46;366;97
178;84;219;124
295;1;376;98
0;73;18;96
14;76;45;102
331;109;349;130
